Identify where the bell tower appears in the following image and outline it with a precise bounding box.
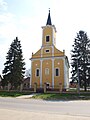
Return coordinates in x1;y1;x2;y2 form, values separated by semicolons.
42;9;57;47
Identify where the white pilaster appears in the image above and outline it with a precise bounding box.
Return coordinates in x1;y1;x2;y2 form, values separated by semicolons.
52;28;54;56
52;28;54;88
52;27;54;45
30;60;32;88
64;58;68;89
52;59;54;88
40;60;42;88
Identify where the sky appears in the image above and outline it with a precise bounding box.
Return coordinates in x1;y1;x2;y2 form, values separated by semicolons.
0;0;90;76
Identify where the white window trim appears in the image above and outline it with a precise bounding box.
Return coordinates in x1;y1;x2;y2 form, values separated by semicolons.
45;49;50;53
45;68;49;75
45;35;50;43
55;68;60;77
35;68;40;77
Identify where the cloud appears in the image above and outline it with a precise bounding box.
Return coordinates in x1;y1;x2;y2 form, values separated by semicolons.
0;0;16;41
0;12;15;23
0;18;17;38
0;0;8;11
0;4;42;73
0;0;17;73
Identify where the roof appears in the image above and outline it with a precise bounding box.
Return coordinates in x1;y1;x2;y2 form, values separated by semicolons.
46;9;52;25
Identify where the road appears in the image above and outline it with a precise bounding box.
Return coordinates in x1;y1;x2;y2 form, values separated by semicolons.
0;97;90;120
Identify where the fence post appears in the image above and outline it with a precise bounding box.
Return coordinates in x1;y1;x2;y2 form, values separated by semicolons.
34;82;37;92
8;82;11;91
59;83;62;93
20;83;23;92
44;83;47;93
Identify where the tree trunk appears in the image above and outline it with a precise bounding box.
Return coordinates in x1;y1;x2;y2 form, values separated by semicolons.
84;79;87;91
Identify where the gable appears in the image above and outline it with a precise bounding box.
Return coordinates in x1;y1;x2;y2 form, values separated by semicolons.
54;47;64;57
31;49;41;59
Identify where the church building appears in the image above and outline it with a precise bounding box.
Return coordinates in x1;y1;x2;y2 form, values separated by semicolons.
30;10;69;91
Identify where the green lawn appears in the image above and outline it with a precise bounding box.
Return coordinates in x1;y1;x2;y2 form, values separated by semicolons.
0;91;90;100
32;93;90;100
0;91;31;97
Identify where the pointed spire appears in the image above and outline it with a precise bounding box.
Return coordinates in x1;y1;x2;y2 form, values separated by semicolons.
46;8;52;25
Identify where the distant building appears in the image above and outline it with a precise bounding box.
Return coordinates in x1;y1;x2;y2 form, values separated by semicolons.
30;10;69;91
23;77;30;89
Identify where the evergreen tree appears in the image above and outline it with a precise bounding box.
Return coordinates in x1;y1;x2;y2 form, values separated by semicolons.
71;30;90;91
2;37;25;89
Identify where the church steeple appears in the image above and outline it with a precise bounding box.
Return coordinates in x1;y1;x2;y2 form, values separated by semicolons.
41;9;56;47
46;9;52;25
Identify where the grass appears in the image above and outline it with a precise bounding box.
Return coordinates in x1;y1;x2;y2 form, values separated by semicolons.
32;93;90;100
0;91;90;100
0;91;31;97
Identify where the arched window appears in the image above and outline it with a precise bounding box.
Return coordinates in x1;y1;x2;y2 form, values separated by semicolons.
45;68;49;75
55;68;60;76
46;35;50;42
36;68;40;77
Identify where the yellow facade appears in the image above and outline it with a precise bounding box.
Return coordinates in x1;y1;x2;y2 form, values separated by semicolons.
54;59;64;88
31;60;40;87
42;59;52;86
30;10;69;90
42;26;53;46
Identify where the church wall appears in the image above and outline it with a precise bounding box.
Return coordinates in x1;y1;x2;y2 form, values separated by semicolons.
42;46;52;57
54;47;64;56
31;60;40;87
53;29;56;45
42;59;52;87
32;49;41;59
54;59;64;88
42;27;52;46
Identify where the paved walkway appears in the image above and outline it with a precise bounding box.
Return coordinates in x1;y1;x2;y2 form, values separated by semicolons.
0;96;90;120
16;94;36;99
0;108;90;120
